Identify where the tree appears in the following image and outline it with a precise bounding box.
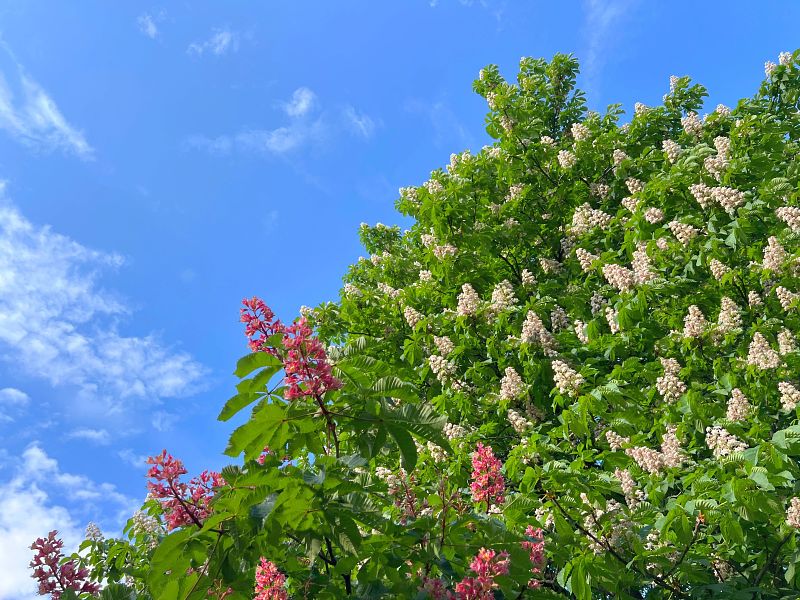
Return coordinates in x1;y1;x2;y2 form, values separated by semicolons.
35;49;800;599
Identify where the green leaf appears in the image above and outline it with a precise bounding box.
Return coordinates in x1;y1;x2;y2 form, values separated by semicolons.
570;559;590;600
234;351;282;378
387;425;417;471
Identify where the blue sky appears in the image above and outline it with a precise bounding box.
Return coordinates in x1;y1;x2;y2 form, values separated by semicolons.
0;1;797;596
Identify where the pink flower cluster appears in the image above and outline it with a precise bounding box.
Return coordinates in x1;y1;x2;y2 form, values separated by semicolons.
470;443;505;507
241;297;342;400
146;450;225;531
454;548;510;600
254;557;288;600
29;530;100;599
521;526;546;588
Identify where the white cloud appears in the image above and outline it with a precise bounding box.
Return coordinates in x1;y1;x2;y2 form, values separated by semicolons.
0;444;137;600
137;13;159;39
343;105;377;138
582;0;638;95
117;448;148;469
0;387;28;406
283;87;316;117
0;189;206;421
65;428;110;445
186;88;327;156
0;46;93;158
187;28;239;56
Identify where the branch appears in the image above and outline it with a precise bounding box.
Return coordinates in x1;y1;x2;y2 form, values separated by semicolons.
753;532;792;586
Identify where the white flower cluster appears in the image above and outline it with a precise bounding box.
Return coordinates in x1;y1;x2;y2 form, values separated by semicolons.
506;183;525;202
643;207;664;224
749;291;764;307
716;297;742;334
779;328;797;355
683;305;707;338
426;441;447;463
457;283;481;316
626;178;645;195
550;306;569;332
378;282;401;299
776;206;800;232
552;360;584;397
787;497;800;529
132;510;163;547
507;408;532;433
521;310;558;356
662;139;682;163
779;382;800;411
780;51;793;66
433;244;458;260
614;468;645;509
703;136;731;181
709;258;730;280
656;358;686;403
404;306;423;328
765;61;777;77
776;286;799;310
715;104;732;116
434;335;454;355
571;122;591;141
612;148;629;166
705;426;747;458
634;102;648;115
428;354;457;384
606;430;630;451
747;332;781;370
343;283;362;297
399;186;418;202
762;236;787;271
539;258;561;274
574;320;589;344
443;422;467;440
711;186;746;214
424;179;444;195
500;367;526;401
604;306;619;334
726;388;751;421
668;221;700;246
419;269;432;282
570;203;613;235
656;237;669;250
575;248;598;272
590;291;606;315
621;196;639;212
626;426;685;474
590;182;610;199
632;243;656;284
689;183;714;209
421;233;436;247
490;280;517;314
85;522;104;542
557;149;577;169
681;111;703;136
540;135;555;146
602;263;636;293
521;268;536;287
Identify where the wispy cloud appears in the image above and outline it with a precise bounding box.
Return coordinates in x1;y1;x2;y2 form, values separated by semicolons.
0;444;137;600
118;448;149;469
0;185;206;422
283;87;316;117
65;427;111;445
0;387;28;407
0;45;93;159
187;28;239;56
136;13;159;39
582;0;639;97
343;105;378;139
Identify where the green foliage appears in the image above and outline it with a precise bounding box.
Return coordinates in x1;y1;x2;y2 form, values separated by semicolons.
70;50;800;598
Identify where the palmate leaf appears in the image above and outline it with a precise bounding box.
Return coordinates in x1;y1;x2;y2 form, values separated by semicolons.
233;351;282;378
223;401;291;459
387;424;417;471
382;401;451;452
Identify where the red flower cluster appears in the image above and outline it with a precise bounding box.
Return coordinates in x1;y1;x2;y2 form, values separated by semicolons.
420;577;454;599
29;530;100;599
470;443;505;507
146;450;224;531
253;557;288;600
454;548;510;600
241;297;342;400
521;525;546;588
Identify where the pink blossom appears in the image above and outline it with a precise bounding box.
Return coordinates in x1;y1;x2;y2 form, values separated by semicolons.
241;297;342;400
146;450;225;531
29;530;100;599
470;443;505;507
521;526;546;588
420;577;455;599
254;557;288;600
455;548;510;599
